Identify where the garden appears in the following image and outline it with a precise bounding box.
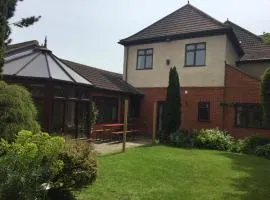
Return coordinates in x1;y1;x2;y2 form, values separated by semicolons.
77;145;270;200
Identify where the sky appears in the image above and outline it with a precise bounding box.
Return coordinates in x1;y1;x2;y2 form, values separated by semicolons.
10;0;270;73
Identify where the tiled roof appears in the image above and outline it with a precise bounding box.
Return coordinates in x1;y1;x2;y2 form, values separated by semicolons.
61;59;141;94
5;41;141;95
120;3;227;45
5;40;39;52
224;21;270;61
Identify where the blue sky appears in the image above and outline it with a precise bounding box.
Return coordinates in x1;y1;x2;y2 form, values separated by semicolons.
10;0;270;73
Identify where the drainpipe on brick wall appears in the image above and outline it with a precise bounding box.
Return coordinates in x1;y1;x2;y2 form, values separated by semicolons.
222;61;227;129
124;46;129;82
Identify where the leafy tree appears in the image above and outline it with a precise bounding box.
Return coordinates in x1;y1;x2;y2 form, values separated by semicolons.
261;68;270;128
162;67;181;140
0;0;41;77
263;32;270;44
0;81;40;141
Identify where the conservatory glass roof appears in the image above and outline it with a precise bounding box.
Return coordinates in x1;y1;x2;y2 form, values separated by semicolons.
3;47;92;86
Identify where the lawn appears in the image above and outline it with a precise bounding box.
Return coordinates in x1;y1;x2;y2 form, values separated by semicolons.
77;146;270;200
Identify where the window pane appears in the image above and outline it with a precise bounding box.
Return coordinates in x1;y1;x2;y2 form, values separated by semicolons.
54;86;66;98
30;84;44;98
146;49;153;55
138;50;145;56
195;50;206;65
94;97;118;123
77;102;89;138
34;100;44;130
65;101;76;138
236;106;248;127
186;44;195;51
186;52;194;65
137;55;146;69
145;55;153;68
198;102;210;121
52;100;64;133
197;43;205;50
248;105;262;128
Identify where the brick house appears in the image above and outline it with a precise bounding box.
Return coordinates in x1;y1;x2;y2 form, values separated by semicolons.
119;3;270;138
3;41;141;138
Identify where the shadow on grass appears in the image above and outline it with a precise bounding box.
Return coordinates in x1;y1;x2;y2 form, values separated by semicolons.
217;151;270;200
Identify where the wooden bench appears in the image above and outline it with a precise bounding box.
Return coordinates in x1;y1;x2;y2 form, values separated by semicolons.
111;123;146;140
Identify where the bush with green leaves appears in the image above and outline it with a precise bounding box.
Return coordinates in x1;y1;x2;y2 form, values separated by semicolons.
255;144;270;159
0;81;40;141
240;135;270;154
229;139;245;153
48;140;97;199
195;129;233;151
0;130;98;200
171;129;198;148
0;130;65;200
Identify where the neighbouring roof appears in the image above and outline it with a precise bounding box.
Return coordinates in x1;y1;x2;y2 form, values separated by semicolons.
225;21;270;62
4;41;142;95
5;40;39;52
61;59;141;94
119;3;243;55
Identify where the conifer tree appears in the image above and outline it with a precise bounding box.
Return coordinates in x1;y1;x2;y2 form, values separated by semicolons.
261;68;270;128
162;67;181;140
0;0;40;77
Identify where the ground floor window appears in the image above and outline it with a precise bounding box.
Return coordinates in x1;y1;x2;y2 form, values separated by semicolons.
52;100;65;133
52;100;90;138
94;97;118;123
198;102;210;122
34;100;45;130
235;103;263;128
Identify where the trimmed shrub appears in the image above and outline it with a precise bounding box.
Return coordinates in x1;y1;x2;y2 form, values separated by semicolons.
171;129;198;148
0;81;40;141
162;67;181;141
49;140;97;199
195;129;233;151
255;144;270;159
241;135;270;154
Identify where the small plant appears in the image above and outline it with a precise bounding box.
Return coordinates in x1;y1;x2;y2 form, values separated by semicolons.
241;135;270;154
49;140;97;199
195;129;233;151
255;144;270;159
229;139;245;153
171;129;198;147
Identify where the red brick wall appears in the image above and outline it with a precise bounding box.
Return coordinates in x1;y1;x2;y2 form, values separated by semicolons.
136;65;270;138
224;65;270;138
138;87;224;135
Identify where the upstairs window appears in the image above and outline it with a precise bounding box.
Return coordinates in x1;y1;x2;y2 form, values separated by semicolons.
185;43;206;66
137;49;153;70
198;102;210;122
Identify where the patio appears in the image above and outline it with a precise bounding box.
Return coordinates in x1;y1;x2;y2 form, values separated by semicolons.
93;135;152;154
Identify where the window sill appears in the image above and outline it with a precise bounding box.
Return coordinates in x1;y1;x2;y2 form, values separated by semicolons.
184;65;206;67
198;120;211;123
136;68;153;70
235;125;270;130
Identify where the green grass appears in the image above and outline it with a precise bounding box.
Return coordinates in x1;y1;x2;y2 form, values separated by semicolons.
77;145;270;200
